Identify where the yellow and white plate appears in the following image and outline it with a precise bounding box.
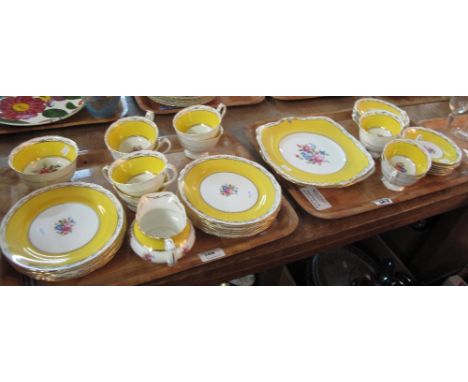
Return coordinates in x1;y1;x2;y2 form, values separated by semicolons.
0;182;125;280
178;155;282;229
256;117;375;188
402;127;462;167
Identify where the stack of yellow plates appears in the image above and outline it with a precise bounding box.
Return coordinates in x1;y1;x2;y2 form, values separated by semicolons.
402;127;462;176
178;155;282;238
148;96;215;108
256;117;375;188
0;182;126;282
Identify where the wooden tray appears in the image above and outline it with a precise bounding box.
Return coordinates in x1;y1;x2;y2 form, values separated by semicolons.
134;96;265;115
247;116;468;220
271;96;321;101
0;134;298;286
270;96;450;123
418;114;468;130
0;98;129;136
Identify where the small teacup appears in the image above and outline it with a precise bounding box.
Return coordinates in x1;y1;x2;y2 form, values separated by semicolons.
136;191;187;239
8;135;78;189
105;111;171;159
102;150;177;197
381;139;431;191
359;110;404;158
173;103;226;140
178;126;224;159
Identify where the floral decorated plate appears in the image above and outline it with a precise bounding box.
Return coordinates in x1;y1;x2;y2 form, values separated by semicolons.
178;155;282;225
0;182;125;276
256;117;375;188
0;96;84;126
402;127;462;166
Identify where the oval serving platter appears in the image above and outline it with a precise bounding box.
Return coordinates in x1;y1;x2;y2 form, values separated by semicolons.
256;116;375;188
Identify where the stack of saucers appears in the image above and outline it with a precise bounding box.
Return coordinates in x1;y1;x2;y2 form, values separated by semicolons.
178;155;282;238
148;96;215;108
402;127;462;176
0;182;126;282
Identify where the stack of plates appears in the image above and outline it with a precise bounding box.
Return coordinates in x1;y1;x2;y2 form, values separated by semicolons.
178;155;282;238
0;182;126;282
256;116;375;188
402;127;462;176
148;96;215;108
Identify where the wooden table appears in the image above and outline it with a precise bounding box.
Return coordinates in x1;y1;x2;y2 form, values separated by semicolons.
1;96;467;285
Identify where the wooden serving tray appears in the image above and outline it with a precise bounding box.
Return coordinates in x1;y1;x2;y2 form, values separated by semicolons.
0;99;128;136
271;96;321;101
0;134;298;286
134;96;265;115
247;116;468;220
270;96;450;123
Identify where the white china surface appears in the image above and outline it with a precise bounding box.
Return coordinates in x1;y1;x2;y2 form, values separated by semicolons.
23;157;71;175
118;136;152;153
279;132;346;175
389;155;417;176
29;202;99;254
200;172;259;213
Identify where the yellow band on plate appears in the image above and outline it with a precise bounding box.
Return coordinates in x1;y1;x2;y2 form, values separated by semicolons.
181;158;277;222
4;185;119;267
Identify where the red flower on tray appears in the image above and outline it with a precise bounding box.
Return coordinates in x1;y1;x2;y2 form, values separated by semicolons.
0;96;47;120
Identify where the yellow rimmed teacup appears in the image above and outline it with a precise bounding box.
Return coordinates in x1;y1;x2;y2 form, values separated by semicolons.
102;150;177;197
8;135;79;189
359;110;404;158
381;139;431;191
105;112;171;160
173;103;226;140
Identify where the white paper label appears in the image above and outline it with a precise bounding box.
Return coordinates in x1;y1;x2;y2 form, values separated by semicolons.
373;198;393;206
300;186;332;211
198;248;226;263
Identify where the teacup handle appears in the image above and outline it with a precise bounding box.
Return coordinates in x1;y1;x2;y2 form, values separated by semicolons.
216;103;227;119
157;137;172;154
389;168;399;183
145;110;155;121
162;163;178;188
102;165;111;184
163;239;177;266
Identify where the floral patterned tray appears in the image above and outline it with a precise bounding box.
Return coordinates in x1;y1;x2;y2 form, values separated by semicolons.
247;117;468;219
0;134;298;285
